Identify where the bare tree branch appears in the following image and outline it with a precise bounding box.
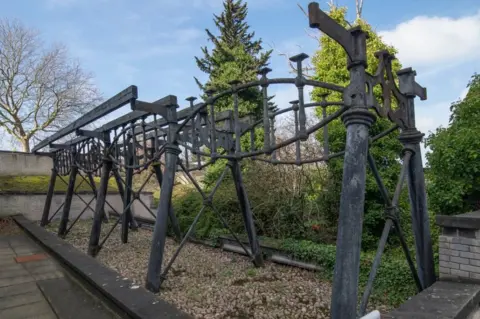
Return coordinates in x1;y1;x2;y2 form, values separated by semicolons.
0;18;102;151
267;3;320;78
297;3;308;18
266;40;316;78
356;0;364;20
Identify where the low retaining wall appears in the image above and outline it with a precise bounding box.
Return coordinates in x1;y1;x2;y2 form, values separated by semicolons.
0;192;155;221
437;210;480;282
384;281;480;319
14;215;191;319
0;150;52;176
385;210;480;318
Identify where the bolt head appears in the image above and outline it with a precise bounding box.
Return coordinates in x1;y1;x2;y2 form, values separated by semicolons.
289;53;309;62
258;67;272;76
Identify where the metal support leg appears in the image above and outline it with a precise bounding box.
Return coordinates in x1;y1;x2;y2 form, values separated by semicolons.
88;154;113;256
58;159;78;238
402;135;436;288
329;27;375;319
112;168;138;231
229;160;264;267
152;163;182;241
397;68;436;289
40;167;57;227
146;145;180;293
87;172;108;223
122;140;134;243
331;111;374;319
358;151;422;316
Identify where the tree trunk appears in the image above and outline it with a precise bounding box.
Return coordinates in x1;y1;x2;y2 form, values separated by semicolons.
21;138;30;152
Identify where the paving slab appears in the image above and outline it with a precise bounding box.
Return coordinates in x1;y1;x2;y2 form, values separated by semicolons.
0;257;17;266
14;253;48;263
0;229;121;319
22;258;56;269
0;282;38;298
0;300;56;319
0;275;36;287
38;276;119;319
1;263;25;271
33;271;64;281
14;214;193;319
0;290;44;310
0;248;15;255
0;267;30;279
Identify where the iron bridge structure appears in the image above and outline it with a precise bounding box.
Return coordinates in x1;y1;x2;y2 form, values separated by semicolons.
34;3;436;319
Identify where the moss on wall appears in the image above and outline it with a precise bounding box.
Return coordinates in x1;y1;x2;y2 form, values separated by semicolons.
0;175;118;193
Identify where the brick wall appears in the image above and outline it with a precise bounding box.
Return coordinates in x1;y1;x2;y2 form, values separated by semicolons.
439;228;480;281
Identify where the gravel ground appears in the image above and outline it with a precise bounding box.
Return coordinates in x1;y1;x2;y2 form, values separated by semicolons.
0;217;22;235
45;220;388;319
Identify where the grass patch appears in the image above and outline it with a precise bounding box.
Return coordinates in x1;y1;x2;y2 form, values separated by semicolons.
246;268;257;277
0;175;118;193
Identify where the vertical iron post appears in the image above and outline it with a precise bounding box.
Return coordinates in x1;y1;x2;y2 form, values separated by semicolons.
40;153;58;227
331;29;374;319
88;132;113;256
146;97;180;293
87;172;108;223
152;163;183;241
229;160;264;267
308;4;375;317
122;132;134;243
58;147;78;237
112;166;139;231
397;67;436;289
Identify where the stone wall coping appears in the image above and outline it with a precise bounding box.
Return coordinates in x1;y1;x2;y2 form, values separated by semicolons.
13;214;191;319
436;211;480;230
384;281;480;319
0;150;52;156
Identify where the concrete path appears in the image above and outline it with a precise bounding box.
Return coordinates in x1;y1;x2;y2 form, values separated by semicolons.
0;233;119;319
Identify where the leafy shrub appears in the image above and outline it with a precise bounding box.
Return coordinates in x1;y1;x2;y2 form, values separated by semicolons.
171;160;334;242
426;73;480;215
281;238;418;307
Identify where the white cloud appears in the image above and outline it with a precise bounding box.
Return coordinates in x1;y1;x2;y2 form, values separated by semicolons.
379;11;480;67
460;86;469;100
416;115;438;136
416;100;452;138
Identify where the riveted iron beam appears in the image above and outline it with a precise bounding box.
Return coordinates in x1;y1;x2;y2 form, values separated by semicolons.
75;129;105;139
33;85;138;152
49;143;71;149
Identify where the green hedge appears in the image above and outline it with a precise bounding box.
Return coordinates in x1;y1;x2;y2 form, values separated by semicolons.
281;238;417;307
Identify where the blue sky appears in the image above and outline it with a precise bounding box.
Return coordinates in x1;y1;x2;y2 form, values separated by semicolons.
3;0;480;158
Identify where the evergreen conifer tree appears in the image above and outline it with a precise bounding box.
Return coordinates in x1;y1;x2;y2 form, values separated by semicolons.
195;0;272;118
